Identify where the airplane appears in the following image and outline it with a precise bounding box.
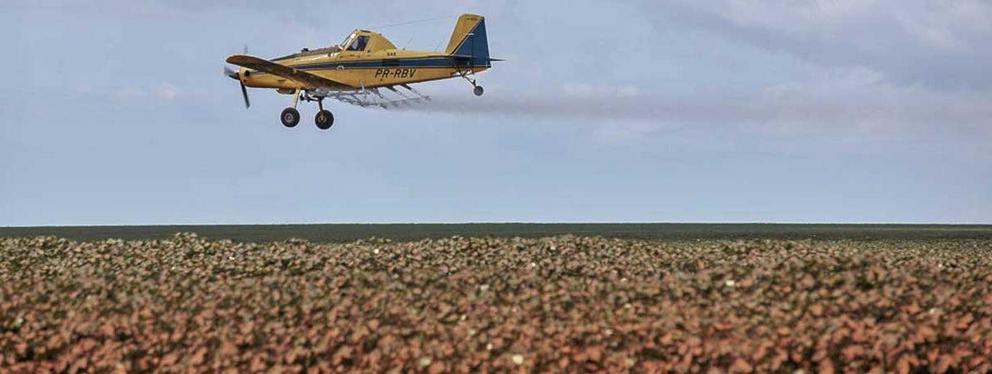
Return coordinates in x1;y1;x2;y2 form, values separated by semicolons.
223;13;499;131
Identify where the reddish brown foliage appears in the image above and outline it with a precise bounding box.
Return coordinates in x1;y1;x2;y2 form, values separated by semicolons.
1;235;990;372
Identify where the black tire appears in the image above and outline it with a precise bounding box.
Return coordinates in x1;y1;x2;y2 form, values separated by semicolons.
474;86;485;96
315;110;334;130
280;108;300;128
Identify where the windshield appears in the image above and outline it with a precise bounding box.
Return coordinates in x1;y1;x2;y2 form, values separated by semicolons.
339;33;355;49
340;33;370;51
348;36;369;51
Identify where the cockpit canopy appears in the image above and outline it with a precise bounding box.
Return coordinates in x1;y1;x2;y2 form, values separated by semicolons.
342;34;369;51
339;30;397;52
275;30;398;61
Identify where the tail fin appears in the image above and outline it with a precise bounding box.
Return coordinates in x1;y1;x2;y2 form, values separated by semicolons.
445;14;491;67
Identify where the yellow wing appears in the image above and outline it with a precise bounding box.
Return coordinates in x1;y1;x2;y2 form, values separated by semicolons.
225;54;352;89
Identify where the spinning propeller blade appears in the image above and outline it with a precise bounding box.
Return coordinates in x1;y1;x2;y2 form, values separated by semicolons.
223;66;250;109
240;81;250;109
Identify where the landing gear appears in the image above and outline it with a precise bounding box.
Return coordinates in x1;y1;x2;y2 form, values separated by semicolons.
280;108;300;128
277;90;337;131
314;97;333;130
315;110;334;130
281;89;302;128
457;69;485;97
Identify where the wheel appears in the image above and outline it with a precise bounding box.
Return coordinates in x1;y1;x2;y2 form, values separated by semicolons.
474;86;485;96
280;108;300;128
315;110;334;130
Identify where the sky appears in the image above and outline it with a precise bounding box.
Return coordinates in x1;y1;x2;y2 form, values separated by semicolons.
1;0;990;225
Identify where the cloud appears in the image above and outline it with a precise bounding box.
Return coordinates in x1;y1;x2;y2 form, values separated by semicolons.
753;67;992;134
360;1;992;142
561;83;640;98
636;0;992;90
154;82;179;100
15;0;988;140
410;68;992;138
95;83;180;103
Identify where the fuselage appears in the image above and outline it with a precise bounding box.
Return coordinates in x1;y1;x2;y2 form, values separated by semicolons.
240;45;490;91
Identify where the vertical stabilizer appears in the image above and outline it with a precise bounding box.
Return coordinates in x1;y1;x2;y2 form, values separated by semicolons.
445;14;490;66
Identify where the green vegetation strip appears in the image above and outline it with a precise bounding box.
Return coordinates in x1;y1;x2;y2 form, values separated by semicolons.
1;223;991;242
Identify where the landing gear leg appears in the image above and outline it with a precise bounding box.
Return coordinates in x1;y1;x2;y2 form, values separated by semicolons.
315;98;334;130
280;89;301;128
458;69;485;96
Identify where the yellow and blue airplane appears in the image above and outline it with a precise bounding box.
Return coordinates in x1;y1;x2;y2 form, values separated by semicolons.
224;14;499;130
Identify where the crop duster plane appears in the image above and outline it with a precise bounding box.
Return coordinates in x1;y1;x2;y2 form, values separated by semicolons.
223;14;498;130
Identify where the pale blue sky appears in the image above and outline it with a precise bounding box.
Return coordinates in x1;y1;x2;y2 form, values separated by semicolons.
1;0;990;225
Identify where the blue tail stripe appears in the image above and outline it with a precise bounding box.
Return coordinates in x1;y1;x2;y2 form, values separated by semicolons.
295;57;461;70
452;20;490;67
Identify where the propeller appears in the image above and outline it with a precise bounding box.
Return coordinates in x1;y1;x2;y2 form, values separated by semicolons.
224;66;250;109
